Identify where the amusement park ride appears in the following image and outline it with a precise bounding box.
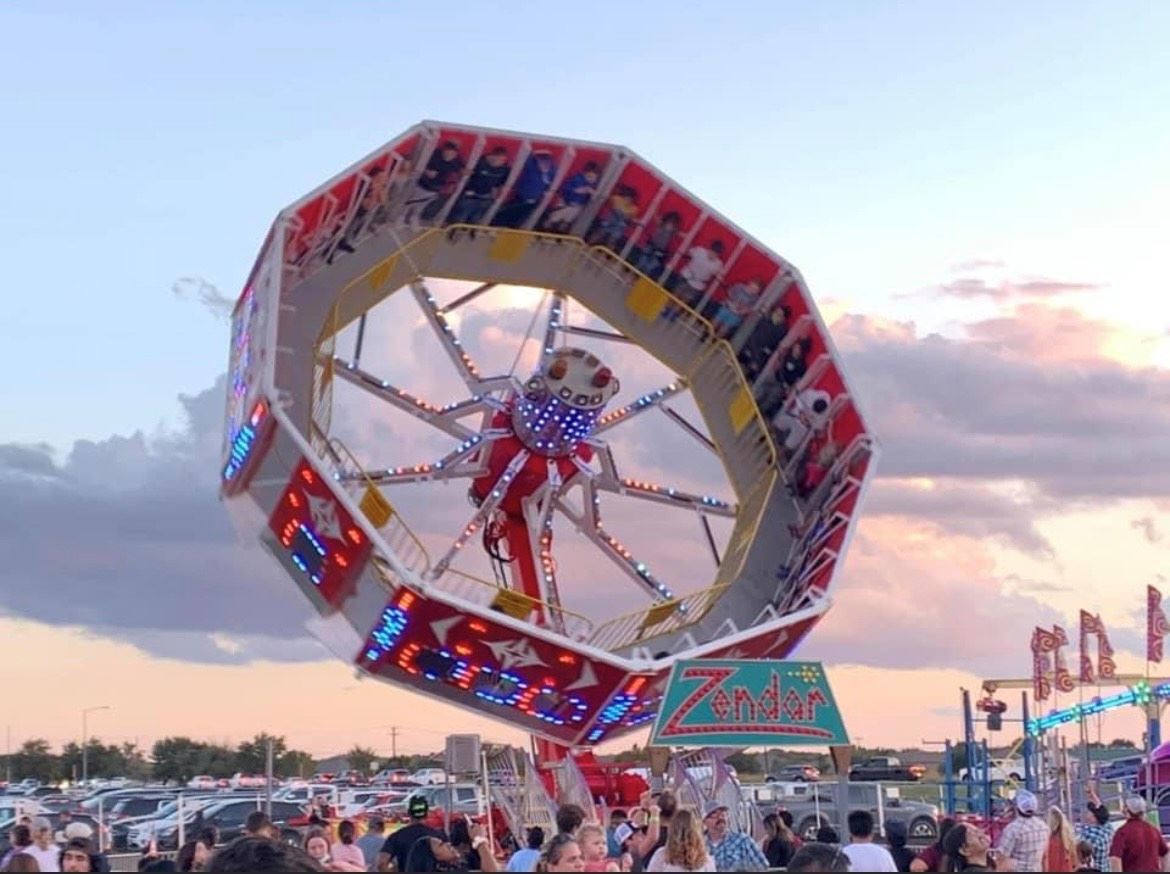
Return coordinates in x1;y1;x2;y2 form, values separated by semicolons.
218;122;874;790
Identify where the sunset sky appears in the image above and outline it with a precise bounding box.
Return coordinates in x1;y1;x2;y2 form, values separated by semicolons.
2;2;1169;760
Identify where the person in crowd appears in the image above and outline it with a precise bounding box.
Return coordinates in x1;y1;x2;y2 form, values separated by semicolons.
761;812;796;869
885;820;916;872
796;440;838;499
303;828;333;868
629;212;682;279
630;794;669;873
22;818;57;873
738;304;791;380
357;816;387;870
816;825;841;846
777;811;803;850
1;826;33;870
556;806;588;839
1109;795;1168;873
244;812;274;841
586;185;640;252
574;825;615;873
778;337;811;389
377;794;457;872
605;812;628;860
942;823;996;872
997;790;1049;873
448;146;512;226
331;821;368;871
176;839;210;872
645;809;713;873
1078;791;1112;873
493;150;557;228
447;817;499;872
666;241;725;314
840;810;896;872
506;827;545;873
712;278;763;338
1047;806;1077;872
538;834;584;873
4;854;41;873
197;827;218;855
330;166;390;261
1074;840;1098;872
402;140;466;225
772;385;831;456
702;803;768;872
59;838;96;874
912;817;956;872
787;842;850;873
205;836;324;872
541;162;600;233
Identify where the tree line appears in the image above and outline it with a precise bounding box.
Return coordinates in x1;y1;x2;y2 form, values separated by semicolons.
2;733;438;784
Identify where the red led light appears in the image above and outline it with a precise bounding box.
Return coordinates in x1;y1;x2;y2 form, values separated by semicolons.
626;677;647;695
455;644;473;656
288;493;300;507
397;592;416;609
557;654;576;665
335;555;348;568
346;528;362;545
469;621;487;633
300;469;315;484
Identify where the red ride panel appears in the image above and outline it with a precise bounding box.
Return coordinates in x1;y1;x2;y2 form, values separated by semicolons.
267;458;372;607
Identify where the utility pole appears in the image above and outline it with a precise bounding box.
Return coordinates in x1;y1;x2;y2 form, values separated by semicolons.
390;727;399;760
265;737;275;818
81;706;111;787
5;725;11;785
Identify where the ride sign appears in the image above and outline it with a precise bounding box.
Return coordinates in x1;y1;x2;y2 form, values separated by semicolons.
650;659;849;747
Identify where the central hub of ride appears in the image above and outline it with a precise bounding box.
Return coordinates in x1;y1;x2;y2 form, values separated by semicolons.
511;347;620;457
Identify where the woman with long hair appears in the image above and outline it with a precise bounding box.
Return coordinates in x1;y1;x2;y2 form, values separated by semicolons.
645;810;714;873
761;813;795;869
1045;806;1077;872
330;820;367;870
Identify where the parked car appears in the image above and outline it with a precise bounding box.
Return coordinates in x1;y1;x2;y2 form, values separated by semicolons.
187;775;218;791
768;764;822;783
1099;755;1146;785
128;798;304;850
781;783;940;842
848;757;926;782
411;768;448;786
372;768;414;785
229;773;268;790
958;758;1024;783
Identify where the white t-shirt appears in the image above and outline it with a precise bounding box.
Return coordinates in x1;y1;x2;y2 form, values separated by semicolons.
680;246;723;289
646;846;717;872
842;841;898;872
794;388;832;425
23;844;62;871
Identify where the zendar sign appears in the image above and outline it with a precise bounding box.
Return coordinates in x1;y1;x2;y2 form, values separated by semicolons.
650;659;849;747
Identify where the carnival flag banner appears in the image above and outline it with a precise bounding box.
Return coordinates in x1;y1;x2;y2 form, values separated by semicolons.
1080;610;1097;684
1053;625;1076;693
1149;586;1170;663
1096;616;1117;680
1032;626;1058;701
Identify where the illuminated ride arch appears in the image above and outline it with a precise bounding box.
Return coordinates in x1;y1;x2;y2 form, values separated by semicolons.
220;121;876;751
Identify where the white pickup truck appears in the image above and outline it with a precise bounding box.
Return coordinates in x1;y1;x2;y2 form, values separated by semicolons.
958;758;1024;783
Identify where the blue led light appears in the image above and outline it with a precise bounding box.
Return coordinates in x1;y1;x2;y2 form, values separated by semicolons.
223;402;267;483
363;604;410;663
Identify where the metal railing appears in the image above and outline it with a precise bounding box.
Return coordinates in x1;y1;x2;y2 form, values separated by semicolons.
435;568;595;641
587;583;730;653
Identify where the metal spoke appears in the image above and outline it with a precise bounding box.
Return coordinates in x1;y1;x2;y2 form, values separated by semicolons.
592;476;736;519
346;434;496;486
410;278;483;392
438;282;496;315
561;324;636;345
540;293;566;368
428;449;531;579
659;403;718;454
330;356;478;441
594;382;688;434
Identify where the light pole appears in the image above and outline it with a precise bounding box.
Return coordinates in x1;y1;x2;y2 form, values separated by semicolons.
81;706;110;786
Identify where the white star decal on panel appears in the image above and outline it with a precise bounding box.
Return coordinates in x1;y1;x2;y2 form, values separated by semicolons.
430;616;462;647
719;646;752;660
566;661;598;691
306;492;344;541
485;637;546;671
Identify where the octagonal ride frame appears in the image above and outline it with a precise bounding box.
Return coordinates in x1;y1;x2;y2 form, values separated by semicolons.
220;121;877;749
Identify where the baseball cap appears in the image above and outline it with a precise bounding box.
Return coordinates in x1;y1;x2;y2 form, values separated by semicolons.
1014;789;1038;815
1125;796;1147;816
614;823;634;845
408;794;430;819
702;801;729;819
64;822;94;840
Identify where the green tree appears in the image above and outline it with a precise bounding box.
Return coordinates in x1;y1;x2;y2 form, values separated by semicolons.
279;750;316;779
11;739;60;783
236;734;288;775
346;745;379;775
724;752;763;775
152;737;237;782
1110;738;1137;749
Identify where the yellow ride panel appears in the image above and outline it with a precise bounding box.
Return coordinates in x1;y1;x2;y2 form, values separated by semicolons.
488;231;531;263
728;386;755;435
626;278;669;322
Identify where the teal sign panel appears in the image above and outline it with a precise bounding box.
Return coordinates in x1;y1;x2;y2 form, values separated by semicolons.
650;659;849;747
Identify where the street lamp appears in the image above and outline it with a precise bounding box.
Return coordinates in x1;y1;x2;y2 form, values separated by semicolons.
81;706;110;786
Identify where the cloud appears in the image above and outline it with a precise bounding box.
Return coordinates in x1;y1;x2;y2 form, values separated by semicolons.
865;477;1055;557
948;259;1005;273
0;377;323;664
935;277;1100;302
172;276;234;322
964;302;1117;363
832;308;1170;501
801;518;1064;674
1132;516;1164;544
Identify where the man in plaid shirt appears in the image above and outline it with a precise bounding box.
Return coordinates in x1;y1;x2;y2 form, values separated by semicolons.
704;803;769;872
996;790;1049;871
1078;791;1114;872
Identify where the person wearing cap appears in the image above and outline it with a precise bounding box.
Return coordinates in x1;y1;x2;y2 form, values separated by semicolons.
23;816;60;872
1108;795;1168;872
702;802;768;872
1079;789;1113;872
996;789;1049;872
376;793;458;872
